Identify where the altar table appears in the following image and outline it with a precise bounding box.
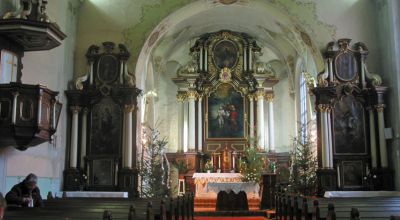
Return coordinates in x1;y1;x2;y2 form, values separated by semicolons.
192;173;260;211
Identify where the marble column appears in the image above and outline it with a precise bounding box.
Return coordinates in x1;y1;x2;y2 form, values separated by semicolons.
197;94;203;150
326;107;333;168
318;104;330;168
80;108;88;169
368;107;378;168
183;98;188;152
123;105;135;169
266;94;275;152
248;94;255;139
376;104;388;168
177;93;185;153
255;89;265;149
187;90;197;152
70;106;81;168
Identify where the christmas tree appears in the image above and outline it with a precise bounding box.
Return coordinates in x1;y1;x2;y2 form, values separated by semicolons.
138;126;170;198
289;122;317;196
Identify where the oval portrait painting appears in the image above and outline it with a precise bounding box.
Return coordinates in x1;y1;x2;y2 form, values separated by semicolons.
213;40;239;69
97;55;118;83
335;52;358;81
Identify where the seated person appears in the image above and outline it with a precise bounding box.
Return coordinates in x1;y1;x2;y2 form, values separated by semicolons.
0;193;6;220
5;173;43;207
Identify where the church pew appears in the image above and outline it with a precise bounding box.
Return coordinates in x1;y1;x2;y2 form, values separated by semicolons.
4;193;194;220
276;193;400;220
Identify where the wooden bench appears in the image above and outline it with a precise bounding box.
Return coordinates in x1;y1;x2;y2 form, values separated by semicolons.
4;192;194;220
275;192;400;220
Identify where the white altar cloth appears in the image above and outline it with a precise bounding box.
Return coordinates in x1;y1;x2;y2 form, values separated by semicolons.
324;191;400;198
193;173;243;185
206;182;260;194
193;173;259;199
62;191;128;198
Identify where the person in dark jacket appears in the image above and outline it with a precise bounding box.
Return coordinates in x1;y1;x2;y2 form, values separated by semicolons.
0;192;6;220
5;173;43;207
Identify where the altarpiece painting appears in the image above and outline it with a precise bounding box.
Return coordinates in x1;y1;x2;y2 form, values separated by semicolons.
207;84;244;139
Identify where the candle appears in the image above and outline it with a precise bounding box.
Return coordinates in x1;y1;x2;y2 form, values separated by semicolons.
218;155;221;169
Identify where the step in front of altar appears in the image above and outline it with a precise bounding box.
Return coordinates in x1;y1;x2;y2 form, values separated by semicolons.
194;197;261;212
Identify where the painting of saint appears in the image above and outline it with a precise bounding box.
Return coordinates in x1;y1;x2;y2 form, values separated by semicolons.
97;55;118;83
90;98;121;155
213;40;239;69
342;161;363;188
333;96;366;154
208;84;244;138
92;159;113;186
335;53;357;81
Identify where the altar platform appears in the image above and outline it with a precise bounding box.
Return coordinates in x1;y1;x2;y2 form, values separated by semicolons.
193;173;261;212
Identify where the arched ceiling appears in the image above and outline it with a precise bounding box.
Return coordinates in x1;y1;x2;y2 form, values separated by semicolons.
135;0;324;90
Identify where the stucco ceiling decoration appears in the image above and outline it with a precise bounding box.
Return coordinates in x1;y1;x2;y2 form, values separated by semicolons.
134;0;337;91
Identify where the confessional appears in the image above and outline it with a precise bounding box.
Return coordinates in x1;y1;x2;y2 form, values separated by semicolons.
313;39;393;193
64;42;141;197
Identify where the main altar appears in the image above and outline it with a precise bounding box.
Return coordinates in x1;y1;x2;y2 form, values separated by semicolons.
193;173;260;212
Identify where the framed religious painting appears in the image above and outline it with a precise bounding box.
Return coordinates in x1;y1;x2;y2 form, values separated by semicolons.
206;83;245;139
335;51;358;82
91;159;114;186
212;39;239;69
333;95;367;155
341;160;364;189
89;97;122;155
97;54;119;83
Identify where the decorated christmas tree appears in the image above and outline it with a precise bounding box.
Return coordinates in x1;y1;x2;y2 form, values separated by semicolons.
138;126;170;198
289;122;317;195
240;137;265;183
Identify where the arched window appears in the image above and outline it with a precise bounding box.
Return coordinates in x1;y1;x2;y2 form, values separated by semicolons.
299;72;308;142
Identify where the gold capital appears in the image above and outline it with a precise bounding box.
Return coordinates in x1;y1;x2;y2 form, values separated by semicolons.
317;104;331;113
124;105;135;113
176;92;187;102
187;90;198;99
248;94;254;101
265;93;274;102
375;104;385;112
255;89;265;101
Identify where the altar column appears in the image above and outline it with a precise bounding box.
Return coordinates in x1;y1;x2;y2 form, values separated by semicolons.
318;104;331;168
177;93;185;153
197;94;203;150
368;107;378;168
183;98;189;152
123;105;135;168
248;94;255;138
266;93;275;152
376;104;388;168
255;89;265;150
188;90;197;152
70;106;81;168
80;108;88;169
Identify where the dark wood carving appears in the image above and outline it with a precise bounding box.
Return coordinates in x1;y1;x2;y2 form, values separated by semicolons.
64;42;141;196
313;39;393;192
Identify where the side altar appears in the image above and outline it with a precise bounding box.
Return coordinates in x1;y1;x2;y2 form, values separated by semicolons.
193;173;260;211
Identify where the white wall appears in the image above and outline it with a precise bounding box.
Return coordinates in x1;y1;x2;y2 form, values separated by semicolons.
0;0;80;196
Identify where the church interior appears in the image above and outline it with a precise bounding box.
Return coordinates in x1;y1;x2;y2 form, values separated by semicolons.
1;0;400;219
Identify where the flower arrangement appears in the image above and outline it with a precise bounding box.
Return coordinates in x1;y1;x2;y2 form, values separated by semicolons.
204;160;214;172
239;140;265;183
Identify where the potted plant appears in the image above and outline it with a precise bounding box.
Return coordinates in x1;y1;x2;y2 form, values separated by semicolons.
175;160;188;179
